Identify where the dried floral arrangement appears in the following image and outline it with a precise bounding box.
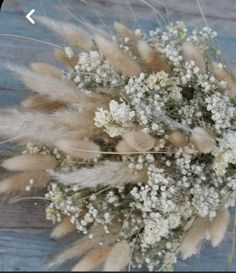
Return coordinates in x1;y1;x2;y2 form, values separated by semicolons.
1;13;236;272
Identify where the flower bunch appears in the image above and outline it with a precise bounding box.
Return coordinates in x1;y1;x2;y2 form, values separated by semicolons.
1;16;236;271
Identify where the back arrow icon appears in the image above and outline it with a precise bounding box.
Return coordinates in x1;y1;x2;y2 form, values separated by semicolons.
26;9;35;24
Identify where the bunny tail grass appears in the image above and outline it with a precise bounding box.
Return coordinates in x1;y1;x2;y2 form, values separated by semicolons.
94;35;142;77
51;217;76;239
137;40;171;73
36;16;94;50
103;241;130;271
21;94;65;112
48;237;98;268
0;171;50;194
1;154;57;171
180;217;209;259
209;208;230;247
30;62;61;79
71;245;111;271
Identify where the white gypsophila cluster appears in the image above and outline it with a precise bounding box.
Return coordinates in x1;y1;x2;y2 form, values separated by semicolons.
123;72;183;133
94;100;135;137
67;51;125;89
206;92;235;133
149;21;187;67
213;131;236;176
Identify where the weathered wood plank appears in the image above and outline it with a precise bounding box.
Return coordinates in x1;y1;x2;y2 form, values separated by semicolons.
0;0;236;271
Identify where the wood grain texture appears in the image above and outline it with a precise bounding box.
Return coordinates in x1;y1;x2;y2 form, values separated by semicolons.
0;0;236;271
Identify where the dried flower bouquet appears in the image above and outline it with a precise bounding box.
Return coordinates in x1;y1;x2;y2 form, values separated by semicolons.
1;15;236;271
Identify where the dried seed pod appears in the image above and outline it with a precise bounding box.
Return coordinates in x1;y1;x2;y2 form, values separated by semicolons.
182;41;206;70
122;131;155;152
208;208;230;247
190;127;216;153
168;131;188;148
55;139;100;161
115;140;136;154
1;154;57;171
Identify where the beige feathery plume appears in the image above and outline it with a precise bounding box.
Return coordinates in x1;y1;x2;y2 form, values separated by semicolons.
180;216;209;260
122;131;155;152
168;131;188;148
211;62;236;97
36;16;94;50
55;139;100;161
6;63;79;103
0;171;49;194
54;48;78;68
50;161;148;188
51;217;76;239
49;237;98;268
137;40;171;73
103;241;130;271
21;94;65;112
7;63;108;110
190;127;216;154
182;41;206;70
1;154;57;171
71;245;111;272
0;108;101;144
30;62;61;79
208;208;230;247
114;22;137;41
94;35;142;77
115;140;136;154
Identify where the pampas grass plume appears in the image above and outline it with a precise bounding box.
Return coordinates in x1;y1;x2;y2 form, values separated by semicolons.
190;127;216;153
50;161;147;187
71;245;111;271
103;241;130;271
55;139;100;161
122;131;155;152
1;154;57;171
209;208;230;247
94;35;142;77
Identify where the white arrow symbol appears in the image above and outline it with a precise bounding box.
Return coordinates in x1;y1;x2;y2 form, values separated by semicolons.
26;9;35;24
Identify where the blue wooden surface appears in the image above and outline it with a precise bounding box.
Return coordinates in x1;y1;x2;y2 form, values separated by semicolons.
1;0;236;271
